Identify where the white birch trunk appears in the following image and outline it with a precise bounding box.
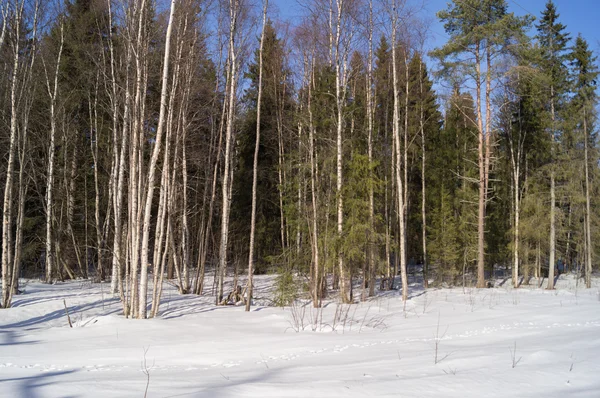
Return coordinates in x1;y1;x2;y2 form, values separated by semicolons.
42;22;63;283
390;2;408;301
367;0;375;297
419;57;428;289
217;0;240;305
138;0;177;319
2;2;22;308
246;0;268;312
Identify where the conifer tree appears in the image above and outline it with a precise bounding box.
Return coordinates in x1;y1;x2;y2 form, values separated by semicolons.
568;35;598;288
536;0;570;289
432;0;530;287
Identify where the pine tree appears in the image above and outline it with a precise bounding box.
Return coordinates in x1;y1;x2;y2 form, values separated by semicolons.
432;0;531;288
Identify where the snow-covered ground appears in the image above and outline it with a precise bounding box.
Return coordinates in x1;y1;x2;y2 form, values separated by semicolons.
1;274;599;397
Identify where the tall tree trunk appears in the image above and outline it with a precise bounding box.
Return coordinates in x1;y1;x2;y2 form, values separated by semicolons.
419;57;428;289
217;0;240;305
547;84;557;290
391;2;408;301
548;173;556;289
8;2;37;302
583;108;592;288
43;22;63;283
508;91;526;289
513;168;520;288
194;33;228;296
367;0;375;297
333;0;351;303
403;47;409;254
138;0;176;319
128;0;149;318
246;0;267;312
2;2;22;308
307;59;321;307
475;42;486;288
481;48;493;286
108;0;127;296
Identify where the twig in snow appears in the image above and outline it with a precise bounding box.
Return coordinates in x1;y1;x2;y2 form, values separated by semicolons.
63;299;72;328
434;312;450;364
141;347;155;398
509;341;522;368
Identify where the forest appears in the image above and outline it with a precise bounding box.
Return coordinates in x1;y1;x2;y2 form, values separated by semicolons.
0;0;598;318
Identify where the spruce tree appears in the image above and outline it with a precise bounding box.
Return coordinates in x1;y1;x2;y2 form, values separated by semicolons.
232;21;293;274
536;0;570;289
568;35;598;288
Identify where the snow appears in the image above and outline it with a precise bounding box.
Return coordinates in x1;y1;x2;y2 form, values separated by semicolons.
1;275;600;397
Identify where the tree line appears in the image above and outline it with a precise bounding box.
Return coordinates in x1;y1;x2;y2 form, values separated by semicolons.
0;0;597;317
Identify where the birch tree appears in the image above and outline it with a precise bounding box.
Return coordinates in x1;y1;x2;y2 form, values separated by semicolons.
217;0;242;305
42;21;64;283
138;0;177;319
246;0;268;312
2;0;24;308
386;0;409;300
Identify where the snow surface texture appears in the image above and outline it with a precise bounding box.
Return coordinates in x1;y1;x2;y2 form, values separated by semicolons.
1;275;599;397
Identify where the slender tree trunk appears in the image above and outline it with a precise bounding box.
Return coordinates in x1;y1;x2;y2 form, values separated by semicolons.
548;85;557;290
43;23;63;283
217;0;240;305
8;3;37;301
548;173;556;289
583;108;592;288
403;47;409;251
513;169;520;288
194;37;228;296
2;2;22;308
128;0;149;318
508;97;525;289
481;48;493;286
10;141;27;303
307;59;321;307
474;43;486;288
66;144;84;278
138;0;176;319
367;0;375;297
332;0;351;303
246;0;267;312
419;57;428;289
90;81;106;280
391;3;408;301
108;0;127;295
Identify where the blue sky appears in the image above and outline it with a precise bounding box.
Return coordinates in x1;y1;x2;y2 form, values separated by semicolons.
270;0;600;53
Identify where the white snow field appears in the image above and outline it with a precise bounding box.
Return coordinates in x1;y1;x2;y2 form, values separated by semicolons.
1;274;599;397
